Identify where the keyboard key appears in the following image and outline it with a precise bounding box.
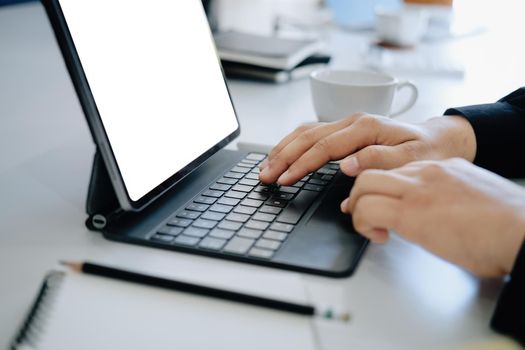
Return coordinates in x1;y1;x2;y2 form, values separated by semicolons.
241;158;259;165
233;205;257;215
239;178;259;186
194;196;217;205
244;172;259;180
236;162;254;168
174;235;200;246
308;179;328;186
202;189;224;198
225;190;247;199
150;233;175;243
210;183;231;191
253;185;272;193
255;238;281;250
177;211;200;220
328;163;340;170
321;174;334;181
263;230;287;241
245;153;266;161
247;192;269;201
186;203;210;212
270;222;294;233
183;227;209;238
245;220;269;231
192;219;217;229
224;172;244;179
158;226;184;236
317;168;337;175
209;204;233;213
217;177;238;185
236;228;263;239
223;237;255;255
240;198;264;208
276;190;318;225
252;212;277;222
279;186;299;194
248;247;275;259
301;175;310;182
168;218;192;227
304;184;324;192
232;184;253;192
218;197;240;206
226;212;250;223
231;166;250;174
209;228;236;239
270;193;294;201
200;211;226;221
259;205;282;215
218;221;243;231
252;167;261;174
292;181;305;188
265;198;288;208
199;237;227;251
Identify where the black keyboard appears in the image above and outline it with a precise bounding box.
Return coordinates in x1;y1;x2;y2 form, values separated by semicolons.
149;153;339;260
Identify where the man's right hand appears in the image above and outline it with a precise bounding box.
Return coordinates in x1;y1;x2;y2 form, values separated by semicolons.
258;113;477;185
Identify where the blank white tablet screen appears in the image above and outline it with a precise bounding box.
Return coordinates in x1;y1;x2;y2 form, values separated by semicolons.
59;0;238;201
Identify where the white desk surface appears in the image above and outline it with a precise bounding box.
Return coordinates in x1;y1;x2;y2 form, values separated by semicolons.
1;1;524;349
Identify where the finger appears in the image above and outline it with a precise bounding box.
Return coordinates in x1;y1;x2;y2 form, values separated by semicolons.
340;141;425;177
349;194;402;240
260;123;320;169
275;121;380;185
370;229;389;243
260;117;356;184
347;169;416;213
361;228;390;244
275;115;421;185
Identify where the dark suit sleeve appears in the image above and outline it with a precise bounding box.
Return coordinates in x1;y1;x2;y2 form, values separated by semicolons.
444;88;525;345
444;87;525;178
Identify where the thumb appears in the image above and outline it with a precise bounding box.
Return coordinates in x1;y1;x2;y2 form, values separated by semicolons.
340;144;413;176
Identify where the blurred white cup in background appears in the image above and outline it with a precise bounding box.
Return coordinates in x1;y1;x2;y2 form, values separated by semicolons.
375;6;429;47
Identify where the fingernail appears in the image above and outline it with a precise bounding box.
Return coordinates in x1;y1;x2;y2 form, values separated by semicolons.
259;159;268;169
277;170;290;184
340;199;349;213
260;167;270;178
341;156;360;175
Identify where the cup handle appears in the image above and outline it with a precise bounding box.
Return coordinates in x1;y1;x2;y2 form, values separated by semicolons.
390;81;418;117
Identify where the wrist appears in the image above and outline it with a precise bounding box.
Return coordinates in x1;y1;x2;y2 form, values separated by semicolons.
422;115;477;162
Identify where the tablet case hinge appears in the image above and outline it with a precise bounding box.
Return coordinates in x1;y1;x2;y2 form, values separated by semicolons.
85;150;121;231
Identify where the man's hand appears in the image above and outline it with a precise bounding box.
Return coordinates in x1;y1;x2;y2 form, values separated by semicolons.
259;113;476;185
342;158;525;277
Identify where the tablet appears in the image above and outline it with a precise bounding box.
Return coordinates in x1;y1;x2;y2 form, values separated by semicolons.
43;0;240;211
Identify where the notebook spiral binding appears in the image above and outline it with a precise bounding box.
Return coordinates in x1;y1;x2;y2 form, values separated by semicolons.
11;271;65;350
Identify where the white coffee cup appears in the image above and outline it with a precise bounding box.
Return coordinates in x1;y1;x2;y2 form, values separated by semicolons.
310;69;418;122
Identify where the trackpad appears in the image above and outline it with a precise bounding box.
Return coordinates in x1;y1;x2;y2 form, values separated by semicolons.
274;175;367;276
306;175;356;230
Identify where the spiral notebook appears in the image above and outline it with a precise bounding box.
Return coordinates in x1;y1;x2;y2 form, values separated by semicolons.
11;270;317;350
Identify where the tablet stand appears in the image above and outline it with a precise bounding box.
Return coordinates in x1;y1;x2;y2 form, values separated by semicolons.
85;150;121;230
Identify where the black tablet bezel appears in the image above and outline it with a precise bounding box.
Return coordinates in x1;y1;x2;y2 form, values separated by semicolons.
42;0;241;211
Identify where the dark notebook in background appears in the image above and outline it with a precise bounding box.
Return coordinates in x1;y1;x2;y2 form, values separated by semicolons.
222;54;331;83
214;31;330;83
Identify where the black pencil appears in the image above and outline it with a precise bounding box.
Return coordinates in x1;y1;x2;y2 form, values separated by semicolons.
60;261;325;318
